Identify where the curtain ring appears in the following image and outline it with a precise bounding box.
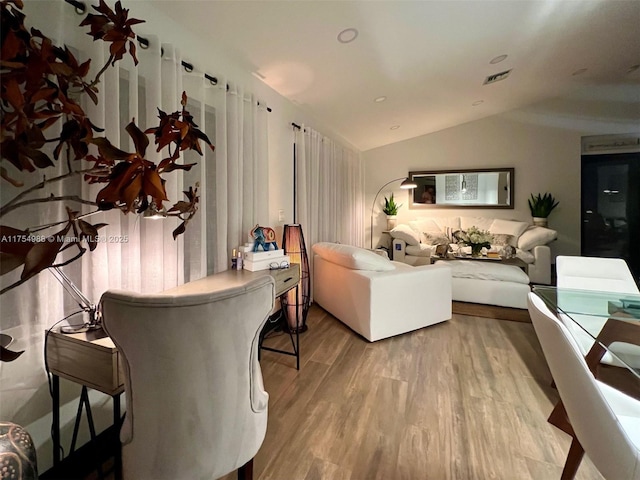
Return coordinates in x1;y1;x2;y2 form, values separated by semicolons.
64;0;86;14
138;37;150;50
204;74;217;86
182;62;194;73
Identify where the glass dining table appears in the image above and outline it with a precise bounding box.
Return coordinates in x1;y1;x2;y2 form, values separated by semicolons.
532;285;640;396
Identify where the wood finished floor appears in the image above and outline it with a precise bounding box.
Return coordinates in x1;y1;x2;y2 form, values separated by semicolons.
91;304;604;480
223;304;604;480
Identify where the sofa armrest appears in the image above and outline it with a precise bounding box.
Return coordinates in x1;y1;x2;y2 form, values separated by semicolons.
528;245;551;285
366;263;452;339
392;238;407;262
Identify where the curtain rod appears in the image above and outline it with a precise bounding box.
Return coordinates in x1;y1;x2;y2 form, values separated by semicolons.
64;1;272;112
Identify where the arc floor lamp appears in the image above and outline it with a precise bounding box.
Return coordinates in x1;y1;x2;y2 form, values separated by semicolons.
370;177;417;249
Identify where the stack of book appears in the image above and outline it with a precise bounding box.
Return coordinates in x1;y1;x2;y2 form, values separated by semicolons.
240;245;289;271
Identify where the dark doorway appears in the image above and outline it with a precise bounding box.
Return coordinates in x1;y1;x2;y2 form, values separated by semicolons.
581;152;640;282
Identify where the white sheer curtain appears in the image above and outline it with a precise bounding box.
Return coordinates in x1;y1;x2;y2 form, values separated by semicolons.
0;1;268;468
295;126;364;249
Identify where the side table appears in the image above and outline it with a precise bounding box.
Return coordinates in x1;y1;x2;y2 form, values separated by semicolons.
45;326;124;479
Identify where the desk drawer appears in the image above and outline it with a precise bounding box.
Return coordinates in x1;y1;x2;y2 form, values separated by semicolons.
270;265;300;296
46;329;124;396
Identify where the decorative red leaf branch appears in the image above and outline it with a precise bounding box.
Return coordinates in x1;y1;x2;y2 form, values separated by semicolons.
0;0;213;295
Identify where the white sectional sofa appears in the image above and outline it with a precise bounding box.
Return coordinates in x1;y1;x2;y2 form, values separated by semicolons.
312;243;452;342
389;216;557;285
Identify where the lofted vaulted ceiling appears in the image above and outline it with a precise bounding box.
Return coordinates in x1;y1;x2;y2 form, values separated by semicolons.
151;0;640;151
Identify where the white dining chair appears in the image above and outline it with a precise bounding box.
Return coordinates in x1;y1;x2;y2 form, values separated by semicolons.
527;292;640;480
101;276;275;480
555;255;640;369
556;255;639;294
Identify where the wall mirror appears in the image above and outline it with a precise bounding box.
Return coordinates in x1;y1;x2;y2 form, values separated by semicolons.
408;168;514;209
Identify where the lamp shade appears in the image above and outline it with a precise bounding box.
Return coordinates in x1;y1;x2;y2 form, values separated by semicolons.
281;224;310;332
400;177;417;189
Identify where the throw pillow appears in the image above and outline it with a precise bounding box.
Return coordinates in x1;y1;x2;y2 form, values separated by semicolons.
312;242;395;271
517;226;558;251
423;232;450;246
390;224;421;246
489;219;529;247
491;233;513;246
434;244;449;257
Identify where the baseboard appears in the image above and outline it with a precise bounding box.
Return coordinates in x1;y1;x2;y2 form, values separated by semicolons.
452;301;531;323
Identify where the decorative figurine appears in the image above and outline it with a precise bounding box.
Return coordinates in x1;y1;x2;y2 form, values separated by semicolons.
250;225;278;252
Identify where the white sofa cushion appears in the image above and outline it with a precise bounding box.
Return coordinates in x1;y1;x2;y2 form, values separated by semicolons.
516;249;535;264
312;242;395;271
390;224;421;246
433;217;461;232
517;226;558;251
405;244;433;257
460;216;494;231
442;259;530;284
489;219;529;246
409;218;442;238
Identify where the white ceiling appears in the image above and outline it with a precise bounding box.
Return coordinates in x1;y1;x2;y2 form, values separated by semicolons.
153;1;640;151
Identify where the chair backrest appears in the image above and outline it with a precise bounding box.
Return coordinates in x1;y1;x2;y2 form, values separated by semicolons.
527;293;640;480
556;255;639;294
101;276;275;480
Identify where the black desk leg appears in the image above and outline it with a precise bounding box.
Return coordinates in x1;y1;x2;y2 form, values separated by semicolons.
52;374;60;465
114;394;122;480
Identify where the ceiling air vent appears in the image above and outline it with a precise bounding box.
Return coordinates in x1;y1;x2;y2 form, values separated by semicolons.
483;69;512;85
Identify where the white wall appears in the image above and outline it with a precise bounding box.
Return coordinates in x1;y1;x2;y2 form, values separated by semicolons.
364;89;640;261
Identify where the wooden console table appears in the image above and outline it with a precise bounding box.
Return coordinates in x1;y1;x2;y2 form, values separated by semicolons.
45;265;300;475
45;324;124;478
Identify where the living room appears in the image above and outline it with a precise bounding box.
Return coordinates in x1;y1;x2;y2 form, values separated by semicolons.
1;1;639;479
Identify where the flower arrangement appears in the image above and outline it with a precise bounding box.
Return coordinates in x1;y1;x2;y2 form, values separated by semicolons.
455;226;493;257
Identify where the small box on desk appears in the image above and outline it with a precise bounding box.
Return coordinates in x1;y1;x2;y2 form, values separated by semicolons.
244;255;290;271
243;249;285;261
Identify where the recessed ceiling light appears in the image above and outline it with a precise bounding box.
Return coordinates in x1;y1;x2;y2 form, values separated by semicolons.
572;68;588;76
374;96;387;103
627;64;640;74
390;125;400;130
490;54;508;64
472;100;484;106
337;28;358;44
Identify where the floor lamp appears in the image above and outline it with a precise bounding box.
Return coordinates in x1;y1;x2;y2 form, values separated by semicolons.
370;177;417;249
281;224;310;333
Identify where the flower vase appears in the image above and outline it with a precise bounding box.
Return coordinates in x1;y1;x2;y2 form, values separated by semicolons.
386;216;397;231
0;422;38;479
471;245;483;257
533;217;548;227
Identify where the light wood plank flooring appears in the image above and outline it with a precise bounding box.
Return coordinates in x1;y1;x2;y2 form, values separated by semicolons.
223;304;604;480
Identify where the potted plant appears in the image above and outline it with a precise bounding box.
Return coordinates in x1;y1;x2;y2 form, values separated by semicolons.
528;193;559;227
382;193;401;230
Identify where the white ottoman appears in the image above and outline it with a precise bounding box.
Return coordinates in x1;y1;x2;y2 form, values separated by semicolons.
435;260;530;309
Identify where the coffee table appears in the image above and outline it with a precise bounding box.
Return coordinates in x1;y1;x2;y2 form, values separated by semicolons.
431;253;527;269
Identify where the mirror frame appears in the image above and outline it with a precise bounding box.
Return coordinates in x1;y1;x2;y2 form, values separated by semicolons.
408;168;514;209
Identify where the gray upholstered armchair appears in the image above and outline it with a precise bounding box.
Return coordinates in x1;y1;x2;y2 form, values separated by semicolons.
101;275;275;480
